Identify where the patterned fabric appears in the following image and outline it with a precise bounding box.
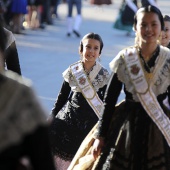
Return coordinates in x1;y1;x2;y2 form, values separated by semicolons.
113;0;138;32
63;61;110;92
94;101;170;170
49;62;110;161
110;45;170;101
0;71;47;153
93;45;170;170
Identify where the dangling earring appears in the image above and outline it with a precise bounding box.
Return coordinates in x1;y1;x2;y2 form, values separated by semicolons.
157;32;162;44
134;32;139;47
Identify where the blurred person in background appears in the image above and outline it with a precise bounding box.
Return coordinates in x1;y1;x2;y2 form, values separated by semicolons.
114;0;138;36
4;26;22;75
66;0;82;37
161;15;170;110
141;0;157;7
10;0;28;34
1;0;13;29
161;15;170;48
25;0;46;29
52;0;62;19
0;2;21;75
0;21;55;170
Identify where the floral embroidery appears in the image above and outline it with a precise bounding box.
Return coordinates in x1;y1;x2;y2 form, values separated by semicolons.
130;64;140;75
78;76;86;85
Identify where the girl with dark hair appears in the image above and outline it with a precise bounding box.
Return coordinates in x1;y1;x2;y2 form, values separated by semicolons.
87;5;170;170
162;15;170;111
162;15;170;49
48;32;110;170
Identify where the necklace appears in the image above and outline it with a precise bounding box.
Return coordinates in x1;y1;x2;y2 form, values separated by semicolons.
138;50;153;80
138;46;160;80
139;54;153;80
83;62;96;76
139;52;151;73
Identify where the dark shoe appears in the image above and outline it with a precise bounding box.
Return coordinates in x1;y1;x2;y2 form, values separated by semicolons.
67;33;71;37
39;24;45;29
73;30;80;37
126;31;131;36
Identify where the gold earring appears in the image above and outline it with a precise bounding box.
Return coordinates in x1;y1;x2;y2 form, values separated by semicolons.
157;32;162;44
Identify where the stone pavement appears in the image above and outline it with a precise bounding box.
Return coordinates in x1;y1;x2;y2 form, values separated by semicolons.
15;0;170;113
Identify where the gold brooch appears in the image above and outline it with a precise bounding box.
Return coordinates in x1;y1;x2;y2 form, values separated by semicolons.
145;72;153;80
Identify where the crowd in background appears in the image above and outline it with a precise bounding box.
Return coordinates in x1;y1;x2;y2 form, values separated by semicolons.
114;0;157;36
0;0;158;36
0;0;65;34
0;0;114;35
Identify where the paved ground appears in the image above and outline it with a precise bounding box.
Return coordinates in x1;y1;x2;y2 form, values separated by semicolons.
15;0;170;113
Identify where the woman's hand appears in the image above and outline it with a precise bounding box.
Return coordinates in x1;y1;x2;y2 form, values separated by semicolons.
91;137;104;159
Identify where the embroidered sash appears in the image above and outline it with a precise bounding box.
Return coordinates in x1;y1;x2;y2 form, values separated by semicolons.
123;47;170;147
70;61;104;118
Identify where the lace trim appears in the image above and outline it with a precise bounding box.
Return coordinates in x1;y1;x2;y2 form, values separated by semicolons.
109;46;170;101
0;71;47;152
62;61;110;92
82;61;96;76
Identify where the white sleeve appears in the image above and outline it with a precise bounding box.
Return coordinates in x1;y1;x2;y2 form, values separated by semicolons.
125;0;138;12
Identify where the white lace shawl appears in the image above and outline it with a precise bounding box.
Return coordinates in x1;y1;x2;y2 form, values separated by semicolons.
62;61;110;92
4;28;15;50
109;46;170;102
0;71;47;153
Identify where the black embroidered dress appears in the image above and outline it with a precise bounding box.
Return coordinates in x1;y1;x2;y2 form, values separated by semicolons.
49;61;110;161
94;46;170;170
